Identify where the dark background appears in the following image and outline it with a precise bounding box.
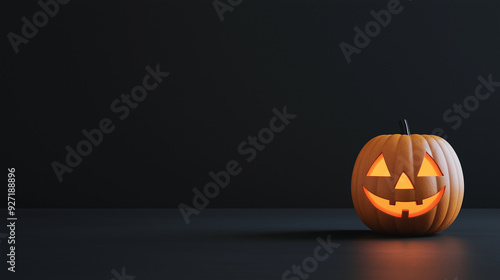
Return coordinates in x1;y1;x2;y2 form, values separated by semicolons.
2;0;499;208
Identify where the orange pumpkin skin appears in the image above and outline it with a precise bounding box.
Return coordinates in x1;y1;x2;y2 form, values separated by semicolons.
351;134;464;235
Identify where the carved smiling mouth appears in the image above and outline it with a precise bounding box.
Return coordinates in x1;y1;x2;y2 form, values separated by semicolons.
363;186;445;218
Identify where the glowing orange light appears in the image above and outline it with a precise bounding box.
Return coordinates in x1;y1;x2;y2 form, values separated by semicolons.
366;154;391;177
394;172;414;189
363;186;445;218
418;153;443;177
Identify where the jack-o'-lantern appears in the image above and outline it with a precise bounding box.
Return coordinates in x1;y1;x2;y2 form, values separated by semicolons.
351;120;464;235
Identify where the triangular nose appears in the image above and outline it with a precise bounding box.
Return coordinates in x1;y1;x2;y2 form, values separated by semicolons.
395;172;415;189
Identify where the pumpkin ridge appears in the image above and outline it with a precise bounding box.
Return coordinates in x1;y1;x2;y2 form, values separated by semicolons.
352;135;387;228
434;137;463;232
362;135;393;232
423;135;444;233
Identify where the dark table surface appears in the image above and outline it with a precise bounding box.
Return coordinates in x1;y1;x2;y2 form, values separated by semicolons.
2;209;499;280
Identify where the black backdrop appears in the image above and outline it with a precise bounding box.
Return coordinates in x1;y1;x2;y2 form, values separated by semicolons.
3;0;500;208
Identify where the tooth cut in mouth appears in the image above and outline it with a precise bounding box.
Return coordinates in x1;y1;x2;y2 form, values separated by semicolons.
362;186;445;218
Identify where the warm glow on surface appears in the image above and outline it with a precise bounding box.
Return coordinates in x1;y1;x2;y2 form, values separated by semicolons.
394;172;415;189
363;186;445;218
366;154;391;177
418;153;443;177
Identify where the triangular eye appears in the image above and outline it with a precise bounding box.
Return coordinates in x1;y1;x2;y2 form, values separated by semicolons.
417;153;443;177
367;154;391;177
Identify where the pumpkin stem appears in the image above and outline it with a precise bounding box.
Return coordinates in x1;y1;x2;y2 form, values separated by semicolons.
399;119;411;135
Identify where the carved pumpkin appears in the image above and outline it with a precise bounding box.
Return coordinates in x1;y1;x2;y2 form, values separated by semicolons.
351;120;464;235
